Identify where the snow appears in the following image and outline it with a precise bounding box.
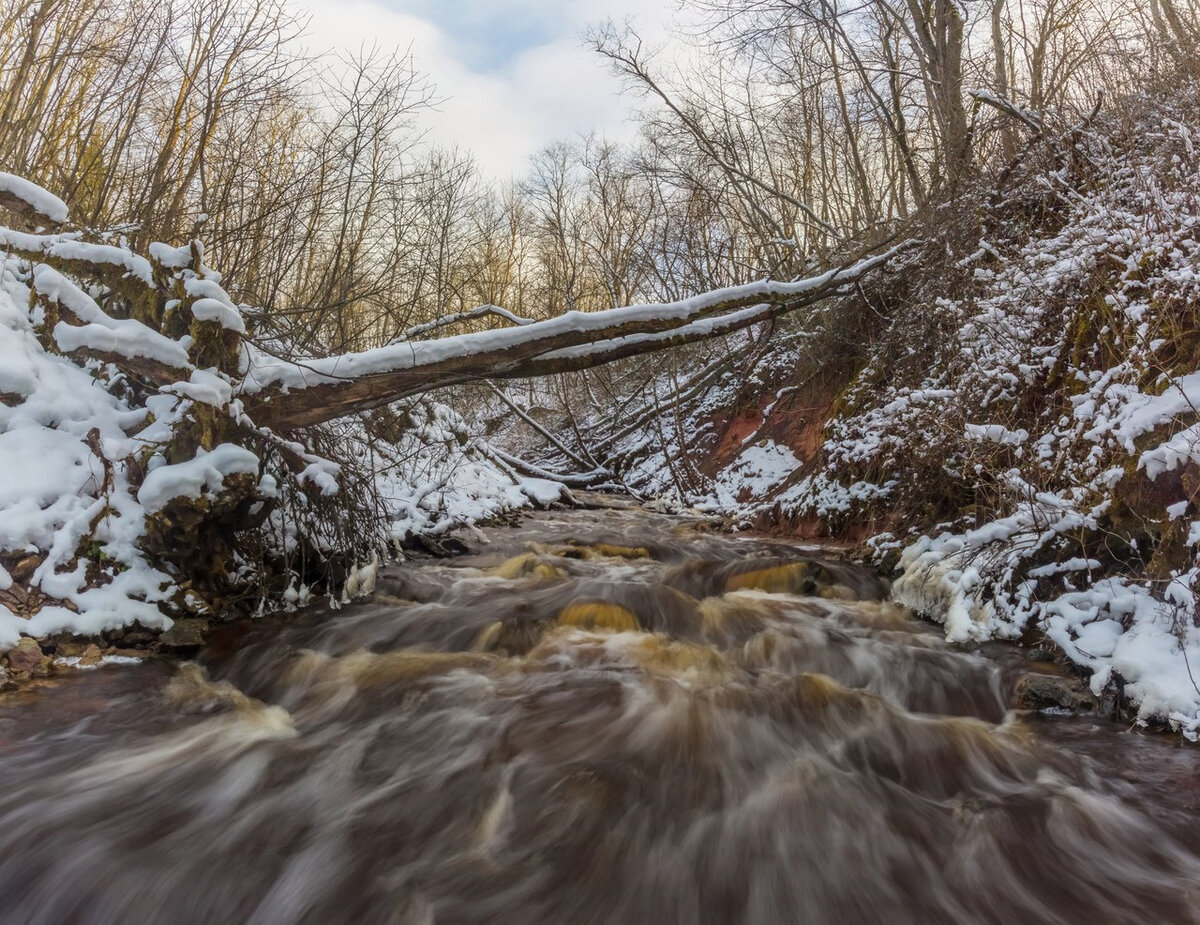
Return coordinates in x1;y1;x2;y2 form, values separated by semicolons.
30;264;191;367
56;654;146;670
0;229;154;284
0;173;68;224
0;256;177;647
518;477;567;505
359;401;558;542
707;441;801;508
341;554;379;602
183;277;246;333
137;444;263;513
818;102;1200;739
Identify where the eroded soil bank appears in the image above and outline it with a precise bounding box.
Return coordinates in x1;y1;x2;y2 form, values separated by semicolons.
0;505;1197;924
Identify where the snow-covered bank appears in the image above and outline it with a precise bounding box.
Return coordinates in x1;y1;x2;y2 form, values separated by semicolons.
831;100;1200;739
771;97;1200;737
0;190;559;656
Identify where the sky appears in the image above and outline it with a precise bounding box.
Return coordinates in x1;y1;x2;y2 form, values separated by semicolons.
293;0;682;179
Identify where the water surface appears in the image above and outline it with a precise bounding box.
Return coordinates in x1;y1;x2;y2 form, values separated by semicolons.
0;507;1197;924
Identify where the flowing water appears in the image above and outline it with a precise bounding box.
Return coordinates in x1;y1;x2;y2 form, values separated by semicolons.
0;506;1198;924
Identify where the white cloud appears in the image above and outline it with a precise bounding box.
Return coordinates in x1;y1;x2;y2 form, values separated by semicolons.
291;0;679;178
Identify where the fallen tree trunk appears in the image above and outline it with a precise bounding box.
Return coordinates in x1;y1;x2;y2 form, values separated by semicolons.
240;242;913;430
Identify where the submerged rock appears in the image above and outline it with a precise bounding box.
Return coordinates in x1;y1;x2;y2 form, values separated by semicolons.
491;553;564;581
557;601;641;632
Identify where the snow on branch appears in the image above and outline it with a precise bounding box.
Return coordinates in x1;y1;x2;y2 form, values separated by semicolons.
1;228;154;286
394;304;535;342
31;265;191;373
969;90;1044;133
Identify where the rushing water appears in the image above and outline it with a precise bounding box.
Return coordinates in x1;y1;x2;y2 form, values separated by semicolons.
0;506;1198;924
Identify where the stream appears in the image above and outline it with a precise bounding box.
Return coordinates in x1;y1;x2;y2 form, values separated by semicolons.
0;505;1198;924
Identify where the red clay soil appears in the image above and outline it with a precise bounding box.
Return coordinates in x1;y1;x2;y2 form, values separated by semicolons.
695;370;905;543
703;377;843;477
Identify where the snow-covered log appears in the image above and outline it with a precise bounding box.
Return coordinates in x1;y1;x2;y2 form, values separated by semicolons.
240;243;912;429
0;172;69;227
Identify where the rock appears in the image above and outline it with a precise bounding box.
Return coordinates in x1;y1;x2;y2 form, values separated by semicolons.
5;637;43;675
104;625;156;646
588;543;651;560
158;619;210;649
725;562;820;596
9;554;41;583
54;639;88;658
441;537;469;556
78;644;103;667
1012;673;1094;712
406;534;470;558
490;553;563;581
103;647;149;660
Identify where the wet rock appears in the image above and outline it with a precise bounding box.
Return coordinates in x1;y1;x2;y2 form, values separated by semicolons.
103;624;156;647
725;562;822;596
158;619;210;649
557;602;640;633
819;583;858;601
54;639;88;658
103;647;150;660
164;663;257;713
441;537;470;556
665;555;888;601
490;553;563;581
584;543;651;560
78;644;103;667
5;637;45;676
1012;673;1094;712
406;534;470;557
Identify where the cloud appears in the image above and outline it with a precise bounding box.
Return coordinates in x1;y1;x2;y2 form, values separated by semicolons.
291;0;677;178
